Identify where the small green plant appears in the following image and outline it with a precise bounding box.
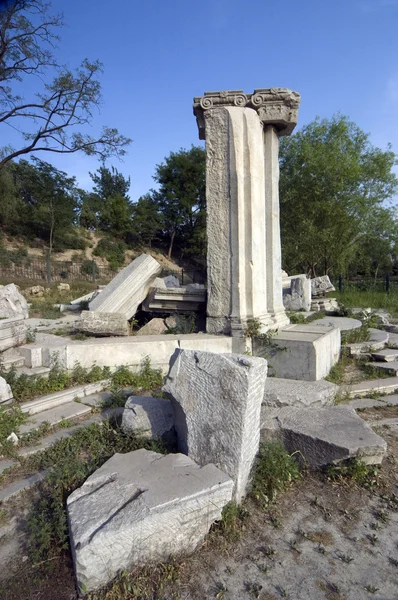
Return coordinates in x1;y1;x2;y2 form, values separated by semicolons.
325;458;379;488
251;442;300;507
25;326;36;343
365;584;379;594
0;404;26;452
211;501;247;542
338;552;354;563
243;318;262;338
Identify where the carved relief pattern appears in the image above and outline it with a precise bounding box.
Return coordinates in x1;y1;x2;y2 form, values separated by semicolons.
193;88;301;139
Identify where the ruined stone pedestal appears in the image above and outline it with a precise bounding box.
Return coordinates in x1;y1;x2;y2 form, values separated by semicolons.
193;89;300;336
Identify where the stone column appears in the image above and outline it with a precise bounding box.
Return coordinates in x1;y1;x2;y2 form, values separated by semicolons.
194;88;300;336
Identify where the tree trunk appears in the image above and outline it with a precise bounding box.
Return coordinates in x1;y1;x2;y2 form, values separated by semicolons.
167;230;175;259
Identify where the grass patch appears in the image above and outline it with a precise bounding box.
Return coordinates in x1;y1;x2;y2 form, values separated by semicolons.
24;421;170;565
0;404;27;452
335;290;398;317
341;326;370;345
251;442;301;508
26;282;96;320
325;352;352;384
324;458;380;488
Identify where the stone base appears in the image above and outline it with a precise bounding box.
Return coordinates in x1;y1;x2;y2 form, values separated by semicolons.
78;311;129;336
261;406;387;466
253;324;341;381
207;311;290;337
263;377;338;408
311;297;339;313
67;449;233;594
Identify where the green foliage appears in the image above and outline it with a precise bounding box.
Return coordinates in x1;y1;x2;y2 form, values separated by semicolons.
81;259;99;277
94;237;126;268
130;193;163;247
280;114;398;277
325;352;352;385
341;326;371;345
0;405;26;449
243;318;263;338
325;458;379;488
110;357;163;391
152;146;206;258
212;501;248;543
26;421;168;564
251;442;300;507
165;313;197;334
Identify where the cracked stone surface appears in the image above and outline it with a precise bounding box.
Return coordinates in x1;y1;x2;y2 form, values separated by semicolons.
67;449;233;593
164;349;268;501
261;406;387;466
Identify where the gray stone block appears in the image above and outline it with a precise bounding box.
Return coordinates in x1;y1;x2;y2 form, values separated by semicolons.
164;349;268;501
122;396;175;439
282;275;311;312
78;311;129;336
261;406;387;466
263;377;338;408
311;275;335;297
0;284;29;319
67;449;233;594
136;318;167;336
89;254;162;319
0;376;13;404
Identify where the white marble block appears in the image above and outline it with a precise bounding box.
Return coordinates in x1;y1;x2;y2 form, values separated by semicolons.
67;449;233;594
164;349;268;501
89;254;162;319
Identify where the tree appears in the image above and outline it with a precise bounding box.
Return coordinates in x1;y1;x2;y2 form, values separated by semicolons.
130;193;163;247
153;146;205;258
12;157;78;254
279;115;398;277
0;0;131;169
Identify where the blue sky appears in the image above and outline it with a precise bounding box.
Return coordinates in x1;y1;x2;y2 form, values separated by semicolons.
3;0;398;200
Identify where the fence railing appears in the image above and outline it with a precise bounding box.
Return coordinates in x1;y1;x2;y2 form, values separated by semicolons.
334;275;397;294
0;256;207;286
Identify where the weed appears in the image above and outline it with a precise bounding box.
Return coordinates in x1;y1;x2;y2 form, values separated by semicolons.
288;539;301;554
277;586;289;598
245;581;263;598
72;332;89;341
0;507;9;525
324;458;379;488
0;404;26;451
365;584;379;594
288;312;307;324
243;318;263;338
25;326;36;343
374;508;390;523
325;352;352;385
389;556;398;567
338;553;354;563
211;501;247;542
341;326;370;345
165;312;197;334
261;545;278;558
317;545;327;555
251;442;300;507
26;420;169;564
366;533;379;546
215;582;228;599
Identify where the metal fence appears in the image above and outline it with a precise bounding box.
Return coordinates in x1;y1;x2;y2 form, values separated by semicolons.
334;275;398;293
0;256;207;286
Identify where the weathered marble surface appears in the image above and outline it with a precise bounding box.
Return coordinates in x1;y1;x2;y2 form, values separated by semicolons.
122;395;175;438
0;284;29;319
311;275;335;298
164;349;267;501
78;311;129;336
67;449;233;593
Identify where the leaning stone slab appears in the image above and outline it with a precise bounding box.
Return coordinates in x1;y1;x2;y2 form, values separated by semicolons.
89;254;162;319
311;275;335;297
164;350;268;501
78;311;129;336
67;449;233;594
0;284;29;319
261;406;387;466
122;396;175;439
263;377;338;408
136;318;167;336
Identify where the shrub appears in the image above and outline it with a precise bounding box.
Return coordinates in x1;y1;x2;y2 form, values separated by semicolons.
93;237;126;268
81;259;99;277
251;442;300;507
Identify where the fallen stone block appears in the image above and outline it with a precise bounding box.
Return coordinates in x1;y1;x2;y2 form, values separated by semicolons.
142;287;206;313
163;275;180;288
263;378;338;408
122;395;175;439
67;449;233;594
261;406;387;466
282;275;311;312
57;283;70;292
164;349;268;501
136;318;167;336
0;316;26;352
0;284;29;319
77;311;129;336
311;275;335;297
27;285;45;297
0;376;13;405
89;253;162;319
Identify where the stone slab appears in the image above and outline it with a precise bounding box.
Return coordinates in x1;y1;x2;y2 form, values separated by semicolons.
78;311;129;336
387;332;398;348
21;380;109;415
136;318;167;336
142;287;206;313
366;361;398;375
89;253;162;319
344;377;398;398
0;459;17;475
164;349;267;501
0;471;47;502
313;317;362;331
253;324;340;381
261;406;387;466
122;396;174;438
346;328;389;355
0;316;26;352
67;449;233;594
371;348;398;362
0;376;13;405
263;377;338;408
19;401;92;434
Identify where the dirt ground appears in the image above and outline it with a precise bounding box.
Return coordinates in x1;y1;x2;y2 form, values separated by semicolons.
0;411;397;600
